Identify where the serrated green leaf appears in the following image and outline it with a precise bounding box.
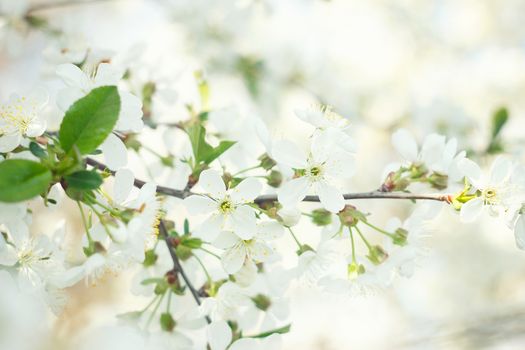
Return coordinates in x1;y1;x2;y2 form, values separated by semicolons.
64;170;103;190
0;159;52;202
59;86;121;155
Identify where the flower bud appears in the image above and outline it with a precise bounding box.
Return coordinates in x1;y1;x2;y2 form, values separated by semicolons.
428;172;448;190
381;170;410;192
311;208;332;226
175;245;193;261
366;245;389;265
160;312;176;332
258;153;276;170
392;228;408;246
296;244;314;256
143;249;158;267
267;170;283;188
337;205;366;227
251;294;272;311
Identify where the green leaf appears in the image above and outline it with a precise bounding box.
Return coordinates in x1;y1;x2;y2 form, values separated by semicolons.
181;236;202;249
491;107;509;139
187;124;236;165
29;142;47;159
0;159;52;202
250;324;291;338
64;170;103;190
202;140;236;164
59;86;121;155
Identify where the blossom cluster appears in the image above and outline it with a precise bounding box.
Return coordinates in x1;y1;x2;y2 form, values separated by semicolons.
1;1;525;349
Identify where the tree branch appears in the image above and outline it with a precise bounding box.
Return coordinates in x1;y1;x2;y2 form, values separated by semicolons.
86;156;452;204
158;220;211;323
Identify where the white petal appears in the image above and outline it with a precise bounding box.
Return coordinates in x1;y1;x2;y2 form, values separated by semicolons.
222;244;247;274
212;231;240;249
100;133;128;171
256;221;284;240
277;177;310;207
184;195;217;215
250;241;274;262
489;156;512;186
196;214;223;242
0;133;21;153
198;169;226;198
460;197;484;223
230;206;257;240
56;87;84;111
392;129;418;162
514;215;525;250
272;140;308;169
207;321;232;350
116;91;144;132
317;182;345;213
230;177;261;203
113;168;135;204
25;118;46;137
458;158;483;188
93;63;123;86
229;338;260;350
56;63;90;90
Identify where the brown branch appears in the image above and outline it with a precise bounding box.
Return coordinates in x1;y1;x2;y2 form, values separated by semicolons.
86;156;451;204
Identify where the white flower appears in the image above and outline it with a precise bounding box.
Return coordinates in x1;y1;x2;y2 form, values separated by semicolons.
391;128;465;179
56;62;143;132
458;157;524;222
0;88;48;152
295;105;350;131
295;240;345;285
0;0;30;55
200;282;251;322
215;221;283;275
273;129;355;212
184;169;261;241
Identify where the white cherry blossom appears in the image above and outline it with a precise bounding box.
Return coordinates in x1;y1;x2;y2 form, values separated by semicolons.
184;169;261;241
0;88;48;152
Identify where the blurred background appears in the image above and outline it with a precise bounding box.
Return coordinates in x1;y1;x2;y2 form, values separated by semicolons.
2;0;525;349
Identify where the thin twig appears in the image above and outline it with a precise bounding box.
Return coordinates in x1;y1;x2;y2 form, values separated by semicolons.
158;220;211;324
86;157;452;204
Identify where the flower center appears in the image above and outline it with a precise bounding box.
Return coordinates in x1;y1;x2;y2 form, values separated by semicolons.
307;165;323;179
219;199;234;214
0;96;37;135
482;188;499;204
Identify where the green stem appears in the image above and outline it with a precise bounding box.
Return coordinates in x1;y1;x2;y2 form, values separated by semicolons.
146;292;165;330
354;225;372;251
232;165;261;177
199;246;221;260
77;201;93;243
349;227;357;264
362;221;395;239
287;227;302;250
193;253;212;284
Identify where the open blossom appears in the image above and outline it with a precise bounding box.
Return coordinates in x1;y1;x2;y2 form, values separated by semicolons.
273;129;355;212
295;105;350;131
0;0;30;55
458;157;525;222
391;128;465;179
0;89;48;152
215;221;283;275
184;169;262;241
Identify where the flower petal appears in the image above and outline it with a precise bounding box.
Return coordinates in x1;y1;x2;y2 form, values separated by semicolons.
317;182;345;213
56;63;91;90
184;195;217;215
230;177;261;204
392;129;418;162
198;169;226;199
196;214;223;242
514;214;525;250
272;140;308;169
489;156;512;186
460;197;484;223
207;321;232;350
230;206;257;240
222;244;246;274
277;177;310;207
100;133;128;171
113;168;135;204
0;133;21;153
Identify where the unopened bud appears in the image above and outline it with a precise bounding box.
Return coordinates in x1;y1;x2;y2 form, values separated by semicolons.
266;170;283;188
311;208;332;226
160;312;176;332
428;172;448;190
258;153;276;170
277;207;301;227
367;245;389;265
337;205;366;227
143;249;158;267
251;294;272;311
392;228;408;246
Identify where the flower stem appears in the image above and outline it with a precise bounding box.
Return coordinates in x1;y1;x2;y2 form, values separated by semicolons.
287;227;303;250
